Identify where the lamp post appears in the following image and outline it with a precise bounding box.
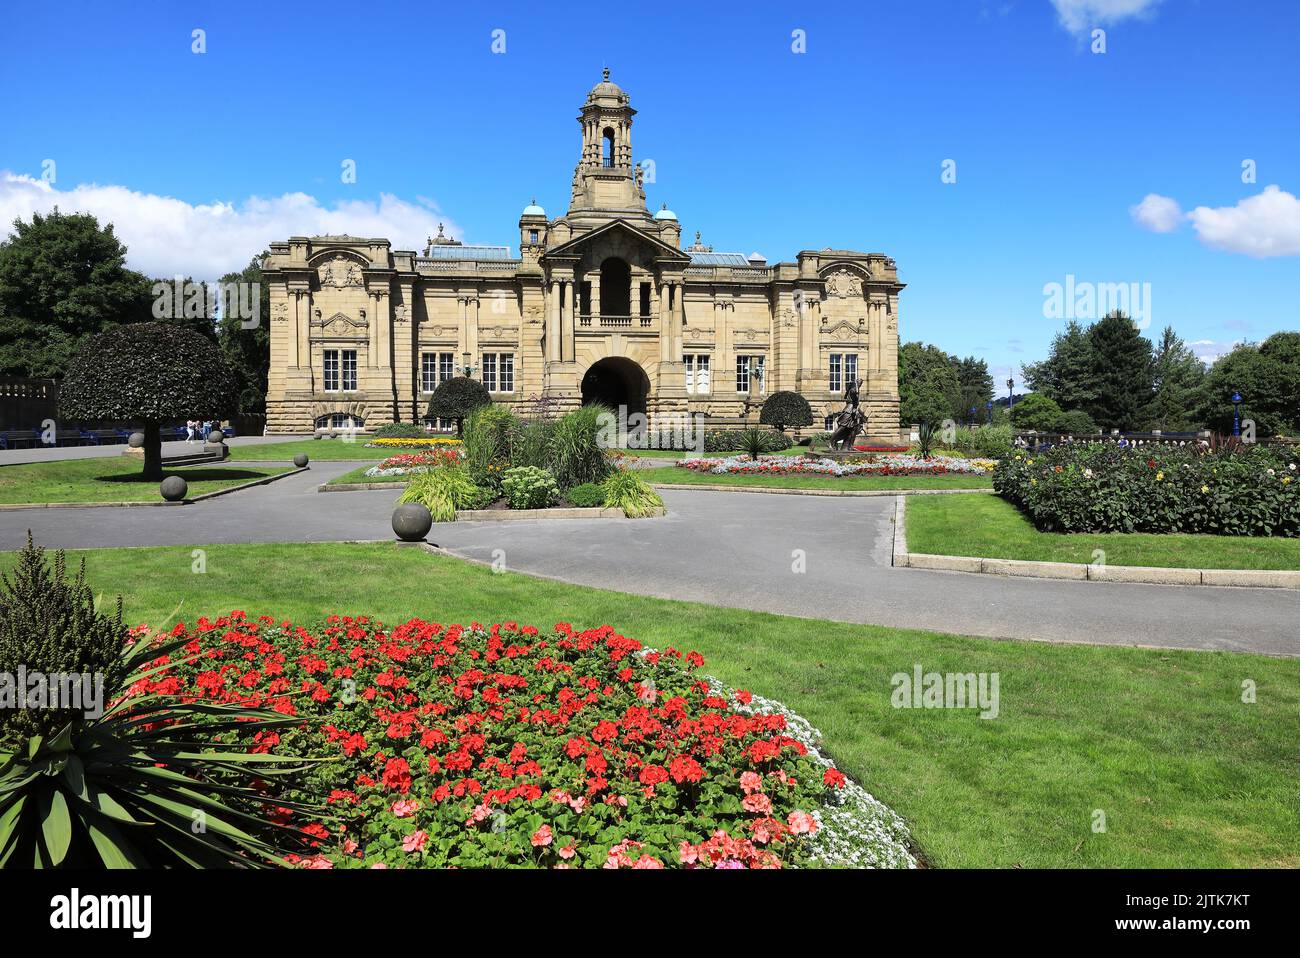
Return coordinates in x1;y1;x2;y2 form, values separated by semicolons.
986;400;993;426
1007;375;1015;410
970;405;978;427
1231;390;1242;437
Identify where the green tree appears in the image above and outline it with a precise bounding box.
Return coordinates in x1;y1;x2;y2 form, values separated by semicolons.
59;322;238;479
1199;333;1300;437
955;356;994;422
1144;326;1206;432
1022;320;1097;413
1009;392;1064;431
759;390;813;430
1083;311;1154;431
899;341;962;426
218;254;271;415
426;376;491;434
0;209;153;377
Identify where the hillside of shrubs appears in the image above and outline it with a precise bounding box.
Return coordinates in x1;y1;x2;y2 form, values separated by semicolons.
995;443;1300;536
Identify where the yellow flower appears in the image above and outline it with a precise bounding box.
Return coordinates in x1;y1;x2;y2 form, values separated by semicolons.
1156;471;1164;481
1201;485;1209;493
1284;476;1294;485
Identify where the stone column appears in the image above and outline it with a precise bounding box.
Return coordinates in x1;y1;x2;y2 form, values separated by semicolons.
547;281;560;361
562;281;575;361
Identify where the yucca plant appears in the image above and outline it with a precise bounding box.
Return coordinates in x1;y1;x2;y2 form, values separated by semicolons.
916;421;941;459
602;469;665;518
0;536;315;868
740;427;770;461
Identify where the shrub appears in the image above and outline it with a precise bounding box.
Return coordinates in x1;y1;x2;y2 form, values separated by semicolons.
153;615;912;869
916;422;941;459
739;427;771;461
426;377;491;434
1057;410;1098;435
397;465;485;521
370;422;428;439
550;404;613;489
994;442;1300;535
500;466;559;509
59;322;238;479
564;482;606;508
1009;393;1064;432
704;428;788;454
602;469;665;518
0;538;310;867
509;417;557;473
759;391;813;431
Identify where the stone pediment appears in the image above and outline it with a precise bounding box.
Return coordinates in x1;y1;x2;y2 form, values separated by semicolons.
312;311;368;336
542;218;690;264
820;318;866;342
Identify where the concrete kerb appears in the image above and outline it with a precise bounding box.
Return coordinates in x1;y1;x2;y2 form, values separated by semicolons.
890;493;1300;589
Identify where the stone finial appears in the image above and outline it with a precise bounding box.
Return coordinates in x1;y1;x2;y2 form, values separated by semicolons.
603;67;610;81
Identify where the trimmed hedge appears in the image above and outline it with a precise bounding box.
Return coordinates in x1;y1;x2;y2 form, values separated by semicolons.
759;391;813;430
994;443;1300;536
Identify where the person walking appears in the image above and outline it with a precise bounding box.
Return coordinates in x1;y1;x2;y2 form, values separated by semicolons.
185;419;196;443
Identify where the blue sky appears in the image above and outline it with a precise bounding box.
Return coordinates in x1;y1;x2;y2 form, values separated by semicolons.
1;0;1297;388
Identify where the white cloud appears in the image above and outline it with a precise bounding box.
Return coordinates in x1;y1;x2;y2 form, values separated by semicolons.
1050;0;1163;34
0;172;465;279
1130;193;1184;233
1186;185;1300;259
1188;339;1240;364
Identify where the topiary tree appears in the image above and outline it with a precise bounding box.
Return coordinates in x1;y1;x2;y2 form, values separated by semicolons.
759;390;813;431
426;376;491;435
60;322;237;480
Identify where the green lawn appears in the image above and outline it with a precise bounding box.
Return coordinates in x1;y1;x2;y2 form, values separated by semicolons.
228;438;386;461
328;462;405;485
0;458;291;504
640;465;994;491
3;540;1295;868
908;493;1300;570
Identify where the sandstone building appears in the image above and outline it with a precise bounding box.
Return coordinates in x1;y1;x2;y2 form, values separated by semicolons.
263;71;903;440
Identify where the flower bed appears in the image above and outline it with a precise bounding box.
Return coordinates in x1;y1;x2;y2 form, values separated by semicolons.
995;443;1300;535
145;614;914;869
676;454;996;477
364;449;464;478
365;437;464;450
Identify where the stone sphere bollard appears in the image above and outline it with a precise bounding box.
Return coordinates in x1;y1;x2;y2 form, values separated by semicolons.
128;431;145;448
293;453;309;468
207;428;225;443
392;503;432;542
160;476;188;501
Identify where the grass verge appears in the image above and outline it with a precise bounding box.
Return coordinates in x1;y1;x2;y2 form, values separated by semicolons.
0;540;1294;868
0;459;291;504
908;493;1300;570
228;438;385;461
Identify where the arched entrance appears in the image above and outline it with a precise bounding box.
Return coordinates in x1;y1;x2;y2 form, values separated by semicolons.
599;257;631;318
581;357;649;421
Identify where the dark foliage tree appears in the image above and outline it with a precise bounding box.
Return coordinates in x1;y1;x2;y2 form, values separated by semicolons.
0;210;153;377
955;356;994;421
1083;311;1154;431
426;376;491;434
59;322;237;479
898;341;962;426
217;255;271;415
759;390;813;430
1009;392;1064;431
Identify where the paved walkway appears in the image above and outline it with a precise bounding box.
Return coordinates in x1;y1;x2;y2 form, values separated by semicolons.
0;467;1294;656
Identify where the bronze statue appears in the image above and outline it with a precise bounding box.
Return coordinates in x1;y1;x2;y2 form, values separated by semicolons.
827;377;866;451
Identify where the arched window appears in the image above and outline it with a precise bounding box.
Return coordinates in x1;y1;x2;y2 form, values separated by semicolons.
602;128;615;167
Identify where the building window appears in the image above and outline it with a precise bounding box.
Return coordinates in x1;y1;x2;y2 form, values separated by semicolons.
481;353;515;393
736;355;765;393
529;229;539;245
421;352;455;393
829;353;858;393
685;354;711;395
323;350;339;392
316;413;364;430
324;349;357;392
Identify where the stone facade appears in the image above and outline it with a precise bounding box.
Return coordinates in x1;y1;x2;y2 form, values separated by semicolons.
263;71;904;440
